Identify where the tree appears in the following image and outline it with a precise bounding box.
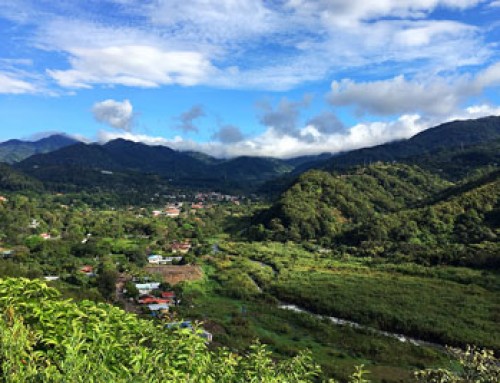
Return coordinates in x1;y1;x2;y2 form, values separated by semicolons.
415;346;500;383
96;269;118;300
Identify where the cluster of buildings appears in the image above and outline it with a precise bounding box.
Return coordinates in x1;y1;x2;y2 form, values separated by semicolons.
132;282;176;318
150;191;242;218
128;279;211;342
194;192;240;204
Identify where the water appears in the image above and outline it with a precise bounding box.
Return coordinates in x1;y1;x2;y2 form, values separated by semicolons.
279;303;443;349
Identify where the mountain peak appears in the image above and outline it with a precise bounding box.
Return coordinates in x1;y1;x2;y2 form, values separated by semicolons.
0;134;80;164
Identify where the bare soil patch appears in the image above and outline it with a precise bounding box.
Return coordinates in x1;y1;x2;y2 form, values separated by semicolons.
145;264;203;285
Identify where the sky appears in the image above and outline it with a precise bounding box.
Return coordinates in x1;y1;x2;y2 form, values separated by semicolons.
0;0;499;158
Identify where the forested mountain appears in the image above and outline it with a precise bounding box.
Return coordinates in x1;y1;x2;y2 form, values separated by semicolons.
406;139;500;181
260;123;500;198
0;134;79;164
251;164;451;241
295;116;500;175
251;163;499;267
15;139;293;192
0;163;43;191
6;116;500;195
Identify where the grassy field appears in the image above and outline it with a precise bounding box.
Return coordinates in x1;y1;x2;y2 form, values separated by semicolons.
174;241;499;382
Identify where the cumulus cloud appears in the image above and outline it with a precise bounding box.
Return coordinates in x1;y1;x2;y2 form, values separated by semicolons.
0;72;36;94
96;102;500;159
92;99;134;130
175;105;205;133
329;75;467;116
257;95;312;136
328;61;500;117
212;124;244;143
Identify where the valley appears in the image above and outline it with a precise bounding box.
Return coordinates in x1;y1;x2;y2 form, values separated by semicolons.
0;116;499;382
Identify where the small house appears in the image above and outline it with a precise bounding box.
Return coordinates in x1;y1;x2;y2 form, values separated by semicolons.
135;282;160;295
148;254;164;264
148;303;169;317
44;276;60;281
1;249;14;258
165;207;180;217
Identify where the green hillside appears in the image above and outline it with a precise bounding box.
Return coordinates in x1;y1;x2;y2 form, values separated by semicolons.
0;163;43;192
306;116;500;175
252;163;451;242
16;139;293;193
0;135;78;164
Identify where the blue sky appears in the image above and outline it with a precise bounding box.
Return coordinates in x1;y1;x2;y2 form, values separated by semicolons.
0;0;499;158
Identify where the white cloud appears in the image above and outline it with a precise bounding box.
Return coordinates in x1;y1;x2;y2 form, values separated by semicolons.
95;104;500;159
475;62;500;88
96;114;428;158
48;45;215;89
0;72;36;94
329;75;469;116
2;0;488;91
92;99;134;130
328;61;500;116
286;0;484;27
149;0;277;44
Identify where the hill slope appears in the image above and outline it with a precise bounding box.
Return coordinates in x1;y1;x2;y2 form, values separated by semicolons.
295;116;500;176
0;134;79;164
0;163;43;192
252;163;451;241
16;139;293;192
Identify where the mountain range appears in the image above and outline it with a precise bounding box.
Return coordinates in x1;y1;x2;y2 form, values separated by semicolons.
0;116;499;193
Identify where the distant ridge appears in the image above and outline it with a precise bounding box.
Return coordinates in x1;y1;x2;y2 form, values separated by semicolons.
9;116;500;193
15;138;294;192
0;134;79;164
295;116;500;174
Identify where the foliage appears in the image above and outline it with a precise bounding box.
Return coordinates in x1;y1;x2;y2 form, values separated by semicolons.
253;163;451;242
415;346;500;383
0;278;322;382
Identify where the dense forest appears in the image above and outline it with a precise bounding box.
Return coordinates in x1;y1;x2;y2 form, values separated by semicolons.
251;164;499;269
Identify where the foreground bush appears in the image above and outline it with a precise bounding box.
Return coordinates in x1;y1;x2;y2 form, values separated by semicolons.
0;278;322;382
1;278;496;382
415;346;500;383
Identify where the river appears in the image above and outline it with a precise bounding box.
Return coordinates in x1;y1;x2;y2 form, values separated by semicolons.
279;303;444;350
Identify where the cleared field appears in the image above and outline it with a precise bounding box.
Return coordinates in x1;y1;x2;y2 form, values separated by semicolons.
145;264;203;284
